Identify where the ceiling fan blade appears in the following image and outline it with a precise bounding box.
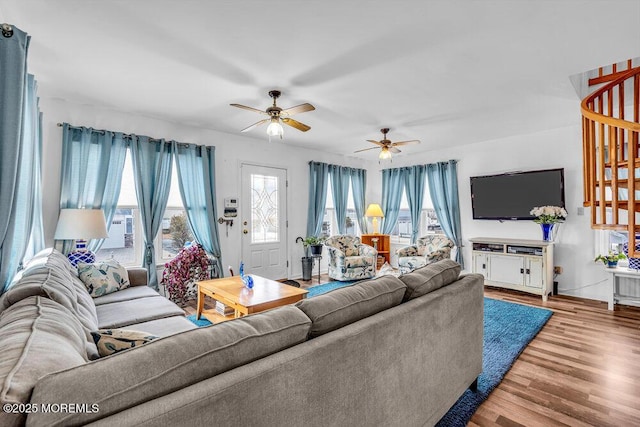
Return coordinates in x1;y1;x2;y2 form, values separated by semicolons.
392;140;421;147
389;147;401;154
241;119;269;132
281;103;315;116
367;140;385;147
354;146;380;153
230;104;268;115
281;118;311;132
391;139;420;147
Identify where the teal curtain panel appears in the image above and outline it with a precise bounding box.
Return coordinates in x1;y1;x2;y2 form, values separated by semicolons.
426;160;463;267
58;125;128;254
130;136;175;290
329;165;351;234
0;27;43;294
381;167;404;235
306;161;330;237
404;165;427;244
350;168;367;233
174;143;223;277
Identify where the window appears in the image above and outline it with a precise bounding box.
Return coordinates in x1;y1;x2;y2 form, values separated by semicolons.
390;184;442;243
322;178;361;237
96;152;193;266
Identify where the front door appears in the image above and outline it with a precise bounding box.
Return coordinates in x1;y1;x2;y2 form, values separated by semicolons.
240;164;288;280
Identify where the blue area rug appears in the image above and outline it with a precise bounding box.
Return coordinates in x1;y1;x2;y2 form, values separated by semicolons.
186;281;355;327
305;280;356;298
436;298;552;426
187;314;214;327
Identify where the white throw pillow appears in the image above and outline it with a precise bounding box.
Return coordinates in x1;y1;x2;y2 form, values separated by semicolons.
77;259;130;297
376;262;401;277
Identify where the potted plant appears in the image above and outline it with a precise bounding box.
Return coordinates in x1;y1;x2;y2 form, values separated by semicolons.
303;236;325;256
160;243;210;306
594;251;626;268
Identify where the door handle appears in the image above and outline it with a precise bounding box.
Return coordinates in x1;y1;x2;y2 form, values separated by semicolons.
243;229;248;234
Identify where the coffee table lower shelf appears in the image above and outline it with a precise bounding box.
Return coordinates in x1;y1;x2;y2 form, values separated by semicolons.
199;308;235;324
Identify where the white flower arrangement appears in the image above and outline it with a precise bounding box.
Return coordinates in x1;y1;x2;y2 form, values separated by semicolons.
530;206;568;224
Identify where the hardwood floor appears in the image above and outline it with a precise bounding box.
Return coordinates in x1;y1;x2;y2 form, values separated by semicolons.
184;278;640;426
473;287;640;427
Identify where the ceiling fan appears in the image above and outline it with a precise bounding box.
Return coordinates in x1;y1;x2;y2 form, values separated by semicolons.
230;90;315;140
355;128;420;160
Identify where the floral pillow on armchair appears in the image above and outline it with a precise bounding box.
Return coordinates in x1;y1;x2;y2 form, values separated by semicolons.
77;259;130;297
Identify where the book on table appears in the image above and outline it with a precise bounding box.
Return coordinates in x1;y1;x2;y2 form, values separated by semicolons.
215;301;234;316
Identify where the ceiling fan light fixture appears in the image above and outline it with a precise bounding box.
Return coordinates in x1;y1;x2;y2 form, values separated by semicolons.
379;147;392;160
266;118;284;139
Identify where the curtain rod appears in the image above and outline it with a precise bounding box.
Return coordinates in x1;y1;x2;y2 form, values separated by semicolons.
56;122;201;147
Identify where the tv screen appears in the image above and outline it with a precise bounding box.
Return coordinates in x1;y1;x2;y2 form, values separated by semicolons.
470;168;565;220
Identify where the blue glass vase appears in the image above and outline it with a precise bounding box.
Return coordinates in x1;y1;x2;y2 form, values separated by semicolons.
541;223;554;242
239;261;253;289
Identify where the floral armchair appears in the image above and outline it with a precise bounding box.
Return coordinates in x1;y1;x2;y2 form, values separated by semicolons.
324;235;377;281
396;235;455;274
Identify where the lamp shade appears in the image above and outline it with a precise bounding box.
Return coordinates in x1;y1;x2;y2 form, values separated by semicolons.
365;203;384;218
54;209;109;240
379;148;392;160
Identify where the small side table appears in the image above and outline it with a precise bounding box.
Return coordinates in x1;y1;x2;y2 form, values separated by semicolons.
311;255;322;283
606;266;640;310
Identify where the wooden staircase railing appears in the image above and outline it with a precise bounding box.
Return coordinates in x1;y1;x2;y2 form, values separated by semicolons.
582;64;640;256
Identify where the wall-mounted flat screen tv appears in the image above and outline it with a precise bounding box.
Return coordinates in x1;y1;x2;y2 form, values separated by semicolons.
470;168;565;220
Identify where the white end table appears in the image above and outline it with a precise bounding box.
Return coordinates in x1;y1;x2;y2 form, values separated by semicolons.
606;266;640;310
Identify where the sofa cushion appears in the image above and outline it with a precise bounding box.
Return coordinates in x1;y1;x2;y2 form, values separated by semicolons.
0;257;79;314
91;329;159;357
399;259;462;301
93;285;160;306
296;275;406;338
96;296;186;329
77;259;131;297
29;305;311;426
0;296;88;427
124;316;197;337
0;249;101;360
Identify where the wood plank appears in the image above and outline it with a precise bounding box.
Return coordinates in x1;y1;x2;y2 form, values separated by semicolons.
474;288;640;426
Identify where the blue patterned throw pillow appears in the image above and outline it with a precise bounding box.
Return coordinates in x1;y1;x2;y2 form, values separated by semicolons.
91;329;158;357
77;259;130;297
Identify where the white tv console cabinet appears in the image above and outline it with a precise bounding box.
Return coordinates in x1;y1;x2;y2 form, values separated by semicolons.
470;237;554;301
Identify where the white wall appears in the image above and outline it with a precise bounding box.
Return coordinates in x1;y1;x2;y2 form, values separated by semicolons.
39;98;379;280
384;124;611;302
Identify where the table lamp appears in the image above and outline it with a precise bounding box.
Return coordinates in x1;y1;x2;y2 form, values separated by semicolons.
54;208;109;266
365;203;384;234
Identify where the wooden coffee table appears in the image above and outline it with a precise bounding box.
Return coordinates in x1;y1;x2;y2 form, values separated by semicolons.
196;275;308;324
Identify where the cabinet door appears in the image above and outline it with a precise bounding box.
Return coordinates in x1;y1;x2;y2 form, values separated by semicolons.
487;255;524;285
473;253;489;277
525;257;544;289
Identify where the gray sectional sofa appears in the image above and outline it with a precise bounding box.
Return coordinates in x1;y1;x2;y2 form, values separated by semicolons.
0;248;483;427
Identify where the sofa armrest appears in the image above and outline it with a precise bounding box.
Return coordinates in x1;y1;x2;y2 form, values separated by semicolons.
324;246;345;265
396;245;418;258
127;268;148;287
424;248;452;263
359;244;377;259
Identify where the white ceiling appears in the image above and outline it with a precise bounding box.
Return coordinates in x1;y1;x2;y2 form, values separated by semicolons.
2;0;639;158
